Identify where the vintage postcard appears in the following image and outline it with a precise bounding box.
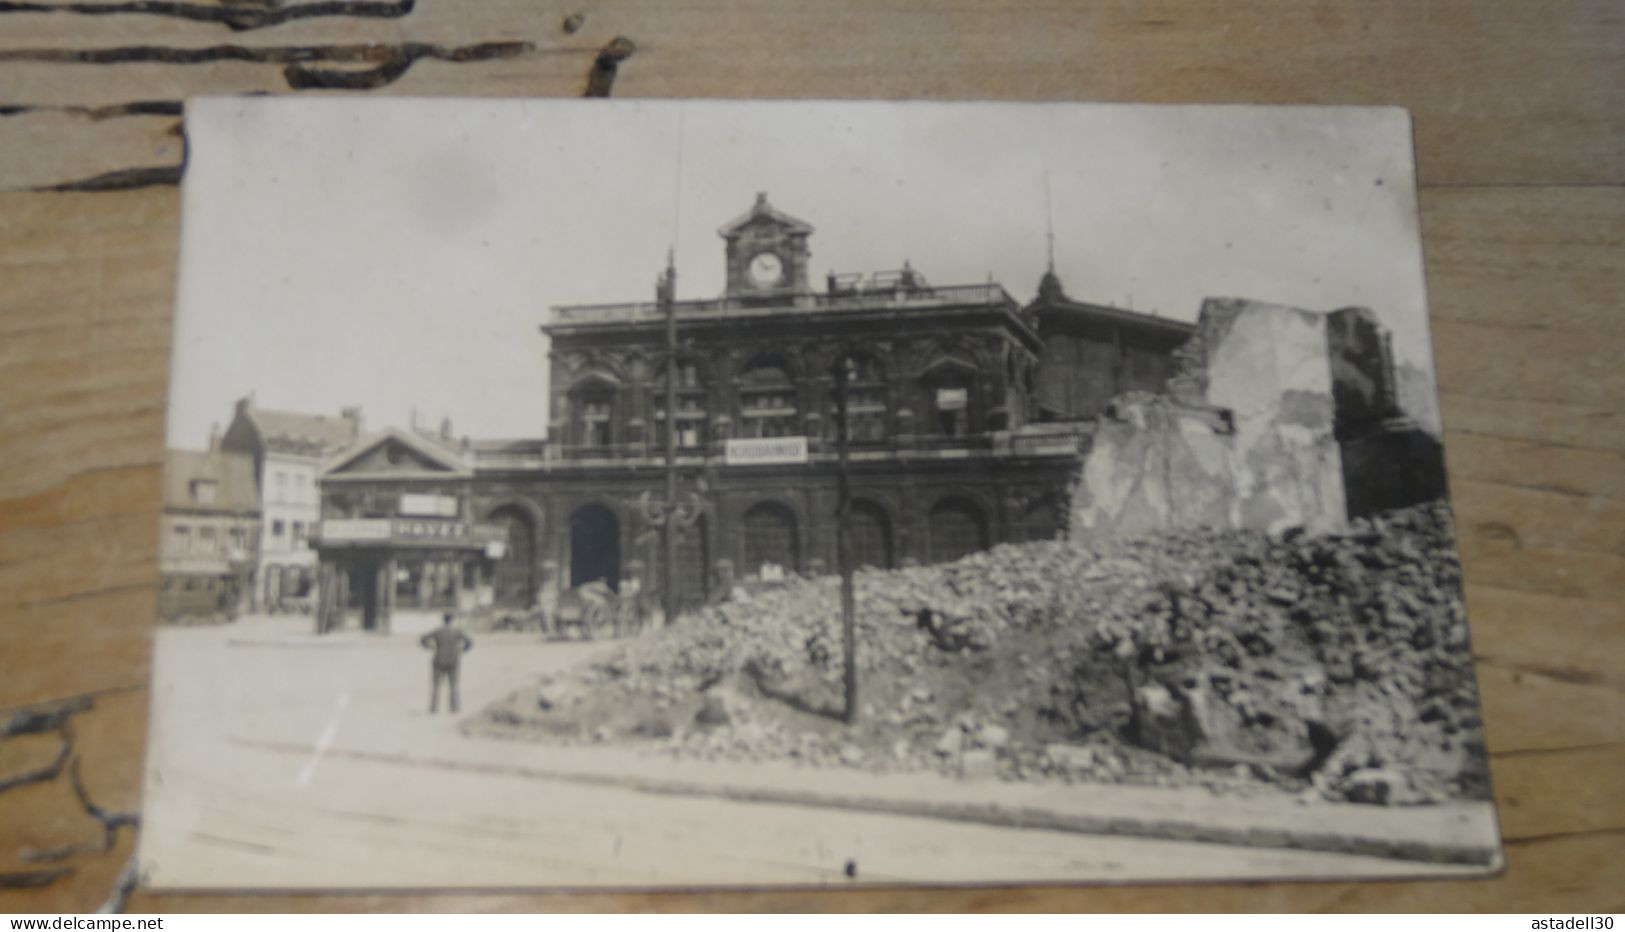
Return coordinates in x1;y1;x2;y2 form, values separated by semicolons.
140;97;1501;889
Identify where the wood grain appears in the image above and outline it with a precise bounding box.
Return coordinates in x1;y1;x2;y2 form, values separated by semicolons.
0;0;1621;914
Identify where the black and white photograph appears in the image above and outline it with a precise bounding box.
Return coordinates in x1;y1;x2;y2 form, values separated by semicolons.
140;97;1501;890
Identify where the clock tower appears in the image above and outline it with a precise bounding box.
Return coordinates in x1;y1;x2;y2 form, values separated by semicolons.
718;192;814;299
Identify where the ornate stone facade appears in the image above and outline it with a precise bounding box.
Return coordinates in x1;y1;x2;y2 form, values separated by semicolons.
499;195;1090;613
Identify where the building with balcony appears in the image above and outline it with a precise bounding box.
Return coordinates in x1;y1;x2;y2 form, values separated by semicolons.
158;448;260;622
294;194;1200;625
219;396;363;611
465;193;1178;616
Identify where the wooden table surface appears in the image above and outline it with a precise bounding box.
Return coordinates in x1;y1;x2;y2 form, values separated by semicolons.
1;0;1621;914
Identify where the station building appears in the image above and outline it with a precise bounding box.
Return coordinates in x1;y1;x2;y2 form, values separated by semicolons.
309;194;1196;626
457;195;1192;616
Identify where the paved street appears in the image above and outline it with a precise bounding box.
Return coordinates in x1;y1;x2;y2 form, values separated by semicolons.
140;614;1479;890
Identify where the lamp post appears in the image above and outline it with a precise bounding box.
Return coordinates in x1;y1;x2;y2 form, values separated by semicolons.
663;251;679;627
832;353;859;724
628;252;706;628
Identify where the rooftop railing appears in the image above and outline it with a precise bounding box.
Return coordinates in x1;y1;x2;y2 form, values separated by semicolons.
548;283;1019;328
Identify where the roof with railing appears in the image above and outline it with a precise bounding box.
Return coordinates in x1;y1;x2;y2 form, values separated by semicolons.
545;280;1024;332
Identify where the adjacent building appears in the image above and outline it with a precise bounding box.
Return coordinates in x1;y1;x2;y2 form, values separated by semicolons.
220;396;363;611
310;427;508;633
158;448;260;621
1028;269;1195;420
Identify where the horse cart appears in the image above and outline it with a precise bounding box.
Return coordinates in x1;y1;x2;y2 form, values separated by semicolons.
494;579;644;641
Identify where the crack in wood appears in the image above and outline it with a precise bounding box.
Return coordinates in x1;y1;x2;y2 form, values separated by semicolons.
2;695;91;737
35;165;183;191
0;0;417;33
0;867;74;889
0;686;142;719
1476;655;1624;689
14;578;162;604
98;855;137;914
69;756;140;852
0;725;72;793
0;694;140;908
584;35;635;97
1490;740;1624;759
0;100;181;119
0;40;539;92
1504;825;1625;847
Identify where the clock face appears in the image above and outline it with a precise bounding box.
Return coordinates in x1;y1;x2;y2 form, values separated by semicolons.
748;251;784;286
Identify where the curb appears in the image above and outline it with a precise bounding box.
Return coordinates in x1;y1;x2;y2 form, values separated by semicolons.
237;737;1500;868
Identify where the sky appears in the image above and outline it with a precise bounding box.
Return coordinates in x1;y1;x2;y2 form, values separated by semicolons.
167;98;1434;449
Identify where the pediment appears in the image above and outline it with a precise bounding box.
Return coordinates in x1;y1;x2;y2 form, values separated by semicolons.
324;429;469;477
717;193;814;239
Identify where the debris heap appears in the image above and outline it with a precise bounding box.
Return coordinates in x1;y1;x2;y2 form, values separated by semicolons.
474;501;1487;805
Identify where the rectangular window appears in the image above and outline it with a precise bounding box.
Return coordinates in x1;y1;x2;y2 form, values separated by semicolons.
740;391;798;438
292;520;307;549
654;394;709;449
272;519;285;538
580;398;613;448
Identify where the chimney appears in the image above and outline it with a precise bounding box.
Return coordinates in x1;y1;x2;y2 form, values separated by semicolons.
439;416;452;441
207;422;221;451
340;405;364;437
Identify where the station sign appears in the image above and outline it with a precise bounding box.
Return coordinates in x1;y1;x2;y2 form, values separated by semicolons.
936;387;968;411
724;436;809;466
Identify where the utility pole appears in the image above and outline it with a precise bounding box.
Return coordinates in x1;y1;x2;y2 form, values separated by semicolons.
662;249;679;628
833;354;858;724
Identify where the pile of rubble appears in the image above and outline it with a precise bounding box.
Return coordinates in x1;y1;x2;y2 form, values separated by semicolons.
473;501;1487;806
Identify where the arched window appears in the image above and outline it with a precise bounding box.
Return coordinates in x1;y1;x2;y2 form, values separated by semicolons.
652;358;709;450
928;496;989;564
738;355;798;438
847;500;894;570
742;501;799;575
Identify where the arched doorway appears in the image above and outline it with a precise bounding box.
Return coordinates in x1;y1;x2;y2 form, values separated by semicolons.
569;504;620;591
742;501;798;575
928;496;989;564
489;505;538;608
848;500;894;570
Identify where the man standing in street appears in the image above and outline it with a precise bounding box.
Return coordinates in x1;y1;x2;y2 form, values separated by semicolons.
421;612;473;713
